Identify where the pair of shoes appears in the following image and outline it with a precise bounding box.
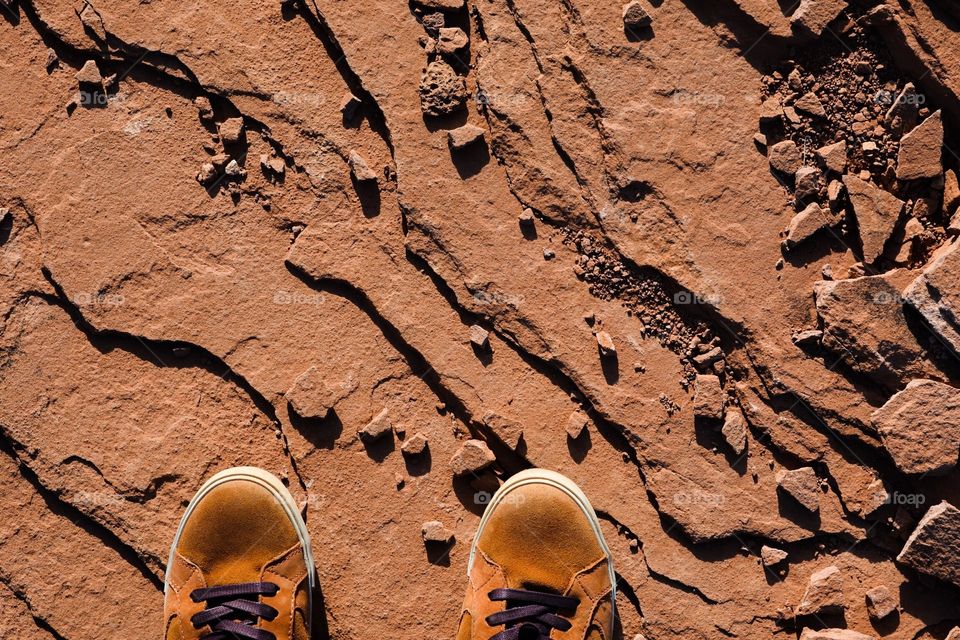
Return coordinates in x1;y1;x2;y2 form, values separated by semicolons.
163;467;616;640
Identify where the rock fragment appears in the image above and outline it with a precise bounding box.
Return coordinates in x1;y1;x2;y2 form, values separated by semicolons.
721;410;747;455
903;240;960;358
260;154;286;177
776;467;820;513
795;166;822;201
792;328;823;347
842;175;904;264
194;96;213;122
451;439;496;476
437;27;468;55
518;208;535;227
948;628;960;640
760;97;782;124
286;366;349;420
799;630;873;640
45;48;59;71
419;60;468;117
421;521;454;544
566;409;589;439
359;407;393;441
421;12;445;35
692;374;723;420
401;432;429;456
944;169;960;217
896;110;943;180
871;379;960;475
414;0;465;9
791;0;849;37
75;60;102;85
469;324;490;351
482;412;524;450
622;1;652;29
768;140;802;175
760;545;788;566
448;124;485;150
796;565;844;615
348;150;378;182
795;92;826;118
196;162;216;185
596;331;616;357
884;82;920;136
865;584;898;620
340;93;362;120
816;140;847;174
897;501;960;586
218;117;245;145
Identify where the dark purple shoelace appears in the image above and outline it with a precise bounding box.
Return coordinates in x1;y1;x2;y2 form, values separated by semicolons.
485;588;580;640
189;581;280;640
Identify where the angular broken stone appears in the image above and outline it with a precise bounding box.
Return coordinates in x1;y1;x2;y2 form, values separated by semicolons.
814;274;927;387
218;117;245;145
885;82;920;136
721;410;747;455
769;140;802;175
897;501;960;587
469;324;490;351
795;92;826;118
842;174;904;264
482;411;524;450
871;379;960;476
760;545;788;566
421;520;454;544
419;60;468;117
903;240;960;359
692;374;723;420
896;110;943;181
414;0;465;9
260;154;286;177
792;328;823;347
448;124;485;150
795;166;822;201
865;584;898;620
196;162;216;185
340;92;362;120
796;565;844;616
566;409;589;439
622;1;652;29
799;630;873;640
596;331;616;357
776;467;820;513
518;208;535;226
75;60;102;85
437;27;469;55
421;12;445;36
348;150;378;182
224;159;244;177
791;0;849;37
816;140;847;174
401;432;429;456
760;97;782;125
359;407;393;441
286;366;348;420
45;48;59;71
451;439;496;476
944;169;960;218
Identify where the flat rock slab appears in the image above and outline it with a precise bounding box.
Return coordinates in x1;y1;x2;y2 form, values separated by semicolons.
791;0;849;36
693;374;724;420
904;239;960;359
842;175;904;264
898;501;960;587
896;110;943;180
796;564;844;615
800;630;875;640
777;466;820;513
871;379;960;475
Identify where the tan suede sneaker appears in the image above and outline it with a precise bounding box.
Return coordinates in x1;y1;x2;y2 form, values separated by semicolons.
163;467;315;640
458;469;617;640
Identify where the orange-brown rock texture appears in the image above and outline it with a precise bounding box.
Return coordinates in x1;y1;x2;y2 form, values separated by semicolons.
2;0;960;638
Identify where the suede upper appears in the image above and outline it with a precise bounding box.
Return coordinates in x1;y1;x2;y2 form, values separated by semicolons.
163;478;310;640
458;481;615;640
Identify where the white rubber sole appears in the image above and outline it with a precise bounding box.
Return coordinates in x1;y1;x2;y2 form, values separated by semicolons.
467;468;617;625
163;467;316;605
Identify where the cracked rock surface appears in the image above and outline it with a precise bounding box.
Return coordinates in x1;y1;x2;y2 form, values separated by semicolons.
2;0;960;638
